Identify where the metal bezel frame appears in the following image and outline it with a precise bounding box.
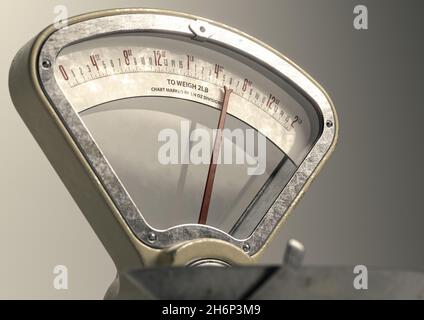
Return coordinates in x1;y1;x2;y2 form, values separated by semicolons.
35;9;338;256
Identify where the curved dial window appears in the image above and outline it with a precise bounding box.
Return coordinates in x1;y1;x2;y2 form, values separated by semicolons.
53;34;322;240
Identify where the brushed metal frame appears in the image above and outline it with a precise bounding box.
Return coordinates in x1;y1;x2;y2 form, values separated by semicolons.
11;9;338;259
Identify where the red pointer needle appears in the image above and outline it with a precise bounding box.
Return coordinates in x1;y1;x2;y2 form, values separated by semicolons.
198;86;233;225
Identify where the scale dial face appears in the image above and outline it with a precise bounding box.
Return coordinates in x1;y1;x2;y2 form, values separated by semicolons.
33;10;337;256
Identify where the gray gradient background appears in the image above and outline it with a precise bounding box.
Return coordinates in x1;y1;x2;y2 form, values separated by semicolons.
1;0;423;299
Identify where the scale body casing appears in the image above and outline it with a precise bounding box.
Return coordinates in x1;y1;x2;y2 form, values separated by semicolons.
9;8;338;269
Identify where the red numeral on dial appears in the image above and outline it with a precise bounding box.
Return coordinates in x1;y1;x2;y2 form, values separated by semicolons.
59;65;68;80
